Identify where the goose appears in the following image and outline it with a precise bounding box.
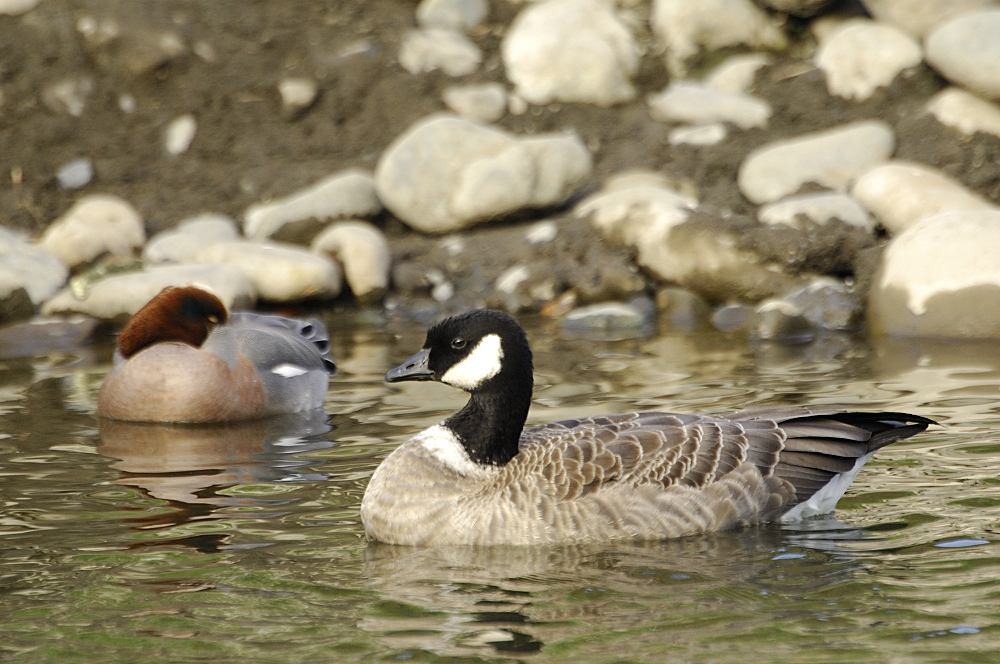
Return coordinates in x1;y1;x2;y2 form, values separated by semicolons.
361;309;933;546
97;286;336;423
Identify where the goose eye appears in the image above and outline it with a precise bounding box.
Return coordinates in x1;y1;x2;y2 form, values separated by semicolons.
451;337;466;349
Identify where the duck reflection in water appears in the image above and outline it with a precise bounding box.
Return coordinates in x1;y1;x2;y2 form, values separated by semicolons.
97;410;332;552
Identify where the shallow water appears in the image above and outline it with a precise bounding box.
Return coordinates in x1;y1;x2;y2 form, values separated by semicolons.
2;313;1000;663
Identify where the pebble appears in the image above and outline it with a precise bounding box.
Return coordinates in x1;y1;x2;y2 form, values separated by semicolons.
782;278;862;331
561;298;656;338
375;114;591;233
669;124;727;146
925;9;1000;99
41;264;256;321
416;0;488;30
143;214;239;263
40;194;145;269
750;300;814;344
164;114;197;155
194;240;342;302
244;169;382;243
311;221;391;303
651;0;786;76
758;192;874;232
861;0;995;39
926;87;1000;139
56;158;94;189
869;210;1000;338
0;0;39;14
524;220;558;244
737;121;895;205
443;83;508;123
0;227;68;305
648;82;771;129
398;28;481;77
278;77;319;119
851;161;994;235
704;54;772;94
502;0;639;106
42;77;93;117
815;21;922;101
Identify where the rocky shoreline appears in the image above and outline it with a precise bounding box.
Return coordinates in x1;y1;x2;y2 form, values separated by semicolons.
3;0;1000;348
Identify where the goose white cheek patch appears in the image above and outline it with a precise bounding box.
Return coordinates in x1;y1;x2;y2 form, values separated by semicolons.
441;334;503;390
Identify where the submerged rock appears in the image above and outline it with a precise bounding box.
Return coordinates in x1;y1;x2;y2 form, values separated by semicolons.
562;297;656;338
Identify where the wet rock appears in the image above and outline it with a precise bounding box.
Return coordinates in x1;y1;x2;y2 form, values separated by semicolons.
704;54;772;94
56;158;94;189
655;286;710;330
375;114;591;233
815;21;922;101
278;77;319;119
398;28;481;76
758;192;874;232
0;0;39;15
737;121;895;205
443;83;507;123
311;221;391;303
502;0;639;106
244;169;382;242
783;278;862;331
41;77;93;117
0;316;100;361
863;0;996;39
925;10;1000;99
143;214;239;263
195;240;342;302
869;211;1000;338
669;124;727;146
41;264;256;321
851;161;994;236
750;300;814;344
0;227;68;306
40;195;145;269
648;82;771;129
652;0;785;76
926;87;1000;139
562;297;656;339
164;114;196;155
0;287;33;325
416;0;488;30
755;0;834;17
712;303;753;333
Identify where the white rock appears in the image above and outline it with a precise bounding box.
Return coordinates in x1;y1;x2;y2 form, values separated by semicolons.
669;123;727;146
375;113;591;233
755;0;833;17
244;169;382;241
195;240;342;302
41;264;256;320
737;121;895;205
758;192;874;231
40;194;145;269
42;77;93;117
851;161;994;235
398;28;481;77
57;158;94;189
278;78;318;117
648;82;771;129
815;21;922;101
496;265;531;294
164;114;196;155
502;0;639;106
0;228;67;305
704;54;772;94
861;0;996;39
603;170;695;197
416;0;488;30
508;93;528;115
0;0;39;15
143;214;239;264
870;211;1000;338
311;221;390;302
576;185;694;252
926;87;1000;139
925;10;1000;99
443;83;507;123
651;0;786;77
525;220;557;244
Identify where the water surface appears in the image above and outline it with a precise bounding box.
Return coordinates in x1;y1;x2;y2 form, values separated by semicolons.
2;314;999;663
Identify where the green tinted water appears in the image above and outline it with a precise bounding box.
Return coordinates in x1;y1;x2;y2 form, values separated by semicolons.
2;315;1000;663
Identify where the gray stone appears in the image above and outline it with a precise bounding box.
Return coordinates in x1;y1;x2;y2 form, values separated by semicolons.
244;169;382;242
143;214;239;264
40;194;145;269
502;0;639;106
398;28;481;76
416;0;488;30
41;264;256;321
758;192;874;231
712;303;753;333
648;82;771;129
869;210;1000;338
311;221;391;303
562;297;656;338
737;121;895;205
57;158;94;189
926;87;1000;139
925;10;1000;99
375;114;591;233
655;286;710;330
783;278;862;331
815;21;922;101
0;227;68;305
443;83;507;123
750;300;814;344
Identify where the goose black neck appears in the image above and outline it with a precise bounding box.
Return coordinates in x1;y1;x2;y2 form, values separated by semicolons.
444;371;533;467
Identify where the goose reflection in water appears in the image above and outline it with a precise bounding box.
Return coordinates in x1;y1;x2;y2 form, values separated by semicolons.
96;410;332;552
360;519;872;658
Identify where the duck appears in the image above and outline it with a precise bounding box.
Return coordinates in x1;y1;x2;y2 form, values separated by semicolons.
361;309;934;546
97;285;336;423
